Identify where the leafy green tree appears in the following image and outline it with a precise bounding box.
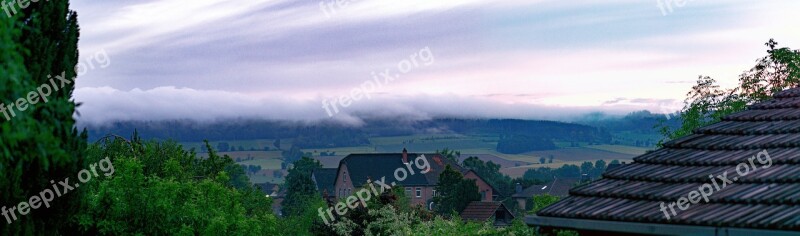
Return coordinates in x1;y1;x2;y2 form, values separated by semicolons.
593;160;607;177
282;156;322;217
530;194;561;213
282;145;304;167
433;165;480;216
76;136;278;235
580;161;594;176
660;40;800;143
436;148;460;164
0;1;87;234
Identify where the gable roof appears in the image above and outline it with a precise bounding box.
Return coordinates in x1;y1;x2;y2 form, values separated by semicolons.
338;152;487;189
531;87;800;233
461;201;514;222
512;177;579;198
339;153;433;186
312;168;337;196
422;154;465;184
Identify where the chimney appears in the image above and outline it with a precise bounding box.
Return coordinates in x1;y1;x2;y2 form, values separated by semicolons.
515;183;522;194
402;148;408;163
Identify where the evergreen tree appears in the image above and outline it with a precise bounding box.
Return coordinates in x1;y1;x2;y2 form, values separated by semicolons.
0;1;86;234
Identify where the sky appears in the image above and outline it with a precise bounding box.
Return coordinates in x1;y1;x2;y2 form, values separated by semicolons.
69;0;800;125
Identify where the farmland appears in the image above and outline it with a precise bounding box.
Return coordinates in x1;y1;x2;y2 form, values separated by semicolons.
186;134;650;183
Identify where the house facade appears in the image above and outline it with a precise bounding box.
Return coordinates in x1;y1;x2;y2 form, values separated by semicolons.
333;149;497;209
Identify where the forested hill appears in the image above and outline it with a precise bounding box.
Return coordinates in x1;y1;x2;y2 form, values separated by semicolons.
83;118;611;148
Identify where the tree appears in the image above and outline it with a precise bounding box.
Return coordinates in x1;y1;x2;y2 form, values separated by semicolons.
580;161;594;175
593;160;607;178
0;2;87;234
437;148;460;164
217;142;230;152
282;156;322;217
540;157;546;164
74;136;278;235
660;40;800;144
529;194;561;213
273;138;281;150
433;165;480;215
282;145;304;166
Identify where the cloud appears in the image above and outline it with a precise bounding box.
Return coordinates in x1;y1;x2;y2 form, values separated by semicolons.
75;86;659;125
68;0;800;124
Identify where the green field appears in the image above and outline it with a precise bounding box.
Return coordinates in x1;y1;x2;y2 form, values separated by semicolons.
184;135;642;183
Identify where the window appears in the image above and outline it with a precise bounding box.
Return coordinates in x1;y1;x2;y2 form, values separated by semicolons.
480;191;487;201
415;187;422;198
343;172;347;183
405;187;411;198
432;190;436;197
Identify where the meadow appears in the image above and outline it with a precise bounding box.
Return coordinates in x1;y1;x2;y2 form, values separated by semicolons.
184;134;649;183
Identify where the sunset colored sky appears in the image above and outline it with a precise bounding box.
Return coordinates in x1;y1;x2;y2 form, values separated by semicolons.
70;0;800;124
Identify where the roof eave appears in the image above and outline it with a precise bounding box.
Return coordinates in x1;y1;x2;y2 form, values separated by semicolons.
525;215;798;236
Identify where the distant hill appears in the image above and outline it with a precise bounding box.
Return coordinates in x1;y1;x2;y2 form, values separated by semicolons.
84;118;612;149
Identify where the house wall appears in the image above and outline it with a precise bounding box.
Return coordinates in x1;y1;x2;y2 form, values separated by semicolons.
333;163;354;202
401;185;435;206
515;197;526;211
464;171;493;202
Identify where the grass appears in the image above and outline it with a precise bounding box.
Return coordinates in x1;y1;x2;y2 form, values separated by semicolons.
585;145;650;155
182;134;646;182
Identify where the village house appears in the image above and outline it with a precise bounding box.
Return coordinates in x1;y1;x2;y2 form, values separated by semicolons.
332;149;499;209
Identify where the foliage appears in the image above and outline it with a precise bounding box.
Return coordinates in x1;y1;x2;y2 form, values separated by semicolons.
659;39;800;144
311;184;535;236
530;194;561;213
461;156;539;212
281;145;305;168
433;165;480;215
0;1;87;234
523;160;613;183
281;156;322;217
436;148;461;164
75;137;278;235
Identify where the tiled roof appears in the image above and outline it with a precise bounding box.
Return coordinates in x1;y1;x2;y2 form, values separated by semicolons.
512;178;579;198
461;201;511;221
312;168;337;196
537;87;800;231
340;153;434;186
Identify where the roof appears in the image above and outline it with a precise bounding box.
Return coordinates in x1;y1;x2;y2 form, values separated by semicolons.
422;154;465;185
312;168;337;196
460;201;513;221
512;178;579;198
254;182;280;195
338;153;437;186
339;152;504;196
534;87;800;233
463;169;503;198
